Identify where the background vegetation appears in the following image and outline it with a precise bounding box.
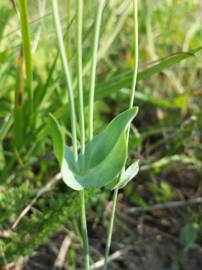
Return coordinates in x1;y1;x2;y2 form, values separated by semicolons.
0;0;202;269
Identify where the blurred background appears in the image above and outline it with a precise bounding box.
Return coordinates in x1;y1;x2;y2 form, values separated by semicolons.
0;0;202;269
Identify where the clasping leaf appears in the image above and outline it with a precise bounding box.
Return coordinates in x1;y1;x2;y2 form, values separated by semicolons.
50;107;138;190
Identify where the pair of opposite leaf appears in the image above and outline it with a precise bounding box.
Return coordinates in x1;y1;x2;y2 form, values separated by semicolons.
49;107;139;191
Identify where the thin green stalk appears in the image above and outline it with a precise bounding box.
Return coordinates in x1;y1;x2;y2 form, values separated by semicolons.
17;0;33;115
76;0;85;154
52;1;89;269
103;1;139;269
51;0;78;160
80;190;90;269
76;1;90;269
103;188;118;270
129;0;139;109
65;0;71;68
88;0;105;140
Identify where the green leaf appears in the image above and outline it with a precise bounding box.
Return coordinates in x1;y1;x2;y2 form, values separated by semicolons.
95;47;202;101
79;107;138;170
17;0;33;112
107;160;139;190
134;92;188;108
0;143;5;171
61;107;138;190
180;223;199;251
0;114;13;142
49;113;64;166
118;160;139;189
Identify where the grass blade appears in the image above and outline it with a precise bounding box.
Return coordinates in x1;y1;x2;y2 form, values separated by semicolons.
0;115;13;142
96;48;202;100
17;0;33;114
14;50;25;148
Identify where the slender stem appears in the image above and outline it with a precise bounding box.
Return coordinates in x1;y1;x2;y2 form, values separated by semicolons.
76;0;85;154
80;190;90;269
51;0;78;160
103;1;139;269
65;0;71;62
129;0;139;109
88;0;105;140
103;188;118;270
52;2;89;268
76;1;90;269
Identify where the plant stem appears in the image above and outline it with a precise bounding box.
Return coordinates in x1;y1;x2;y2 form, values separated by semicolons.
65;0;71;63
103;1;139;269
129;0;139;109
80;190;90;269
76;1;90;269
88;0;105;140
103;188;118;270
76;0;85;154
51;0;78;160
52;2;89;269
